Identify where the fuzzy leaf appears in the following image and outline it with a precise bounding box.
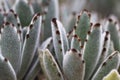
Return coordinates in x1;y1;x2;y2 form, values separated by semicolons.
0;54;17;80
92;51;120;80
0;22;21;74
5;9;21;29
107;41;115;56
75;11;91;46
40;37;52;49
14;0;34;27
42;49;64;80
71;35;81;51
25;57;40;80
97;31;111;66
83;23;103;80
105;19;120;51
32;1;42;13
65;13;76;33
43;0;59;40
18;13;42;79
51;18;69;67
38;49;47;78
63;49;85;80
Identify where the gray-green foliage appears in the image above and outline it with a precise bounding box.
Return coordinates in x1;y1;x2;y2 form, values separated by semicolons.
0;0;44;80
0;0;60;79
0;0;120;80
39;10;120;80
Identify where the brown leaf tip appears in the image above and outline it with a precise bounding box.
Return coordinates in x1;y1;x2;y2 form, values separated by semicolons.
78;15;80;20
105;37;108;41
37;13;41;16
17;23;21;27
87;31;91;34
74;26;77;29
4;22;10;25
78;38;81;41
88;13;91;18
90;23;93;27
58;40;61;44
108;56;112;59
9;9;14;13
80;45;83;49
4;58;8;62
17;30;22;34
71;48;77;53
83;9;88;12
78;53;82;57
73;34;78;38
82;60;85;63
94;23;101;27
12;23;15;27
102;62;106;66
33;15;38;21
108;18;113;22
102;48;106;53
29;24;33;29
52;18;57;26
85;39;88;42
14;14;17;18
56;30;60;35
57;73;61;77
26;34;30;39
106;31;109;35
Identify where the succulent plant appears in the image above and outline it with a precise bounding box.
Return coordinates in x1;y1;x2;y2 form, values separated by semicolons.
0;11;42;80
0;0;60;79
0;0;44;80
39;10;120;80
0;0;120;80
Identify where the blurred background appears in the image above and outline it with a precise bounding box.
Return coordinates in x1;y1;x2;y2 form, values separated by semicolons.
1;0;120;19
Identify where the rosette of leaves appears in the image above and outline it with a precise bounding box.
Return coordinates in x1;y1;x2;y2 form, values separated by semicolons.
0;0;43;80
0;0;59;79
39;10;120;80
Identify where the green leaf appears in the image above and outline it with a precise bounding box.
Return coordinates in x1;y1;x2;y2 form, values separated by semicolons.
83;23;103;80
0;22;21;74
14;0;34;27
75;10;91;46
51;18;69;67
63;49;85;80
42;49;64;80
18;13;42;79
43;0;59;40
65;13;76;33
5;9;21;29
24;57;40;80
0;54;17;80
71;34;81;51
32;1;42;13
105;19;120;51
97;31;110;67
92;51;120;80
40;37;52;49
